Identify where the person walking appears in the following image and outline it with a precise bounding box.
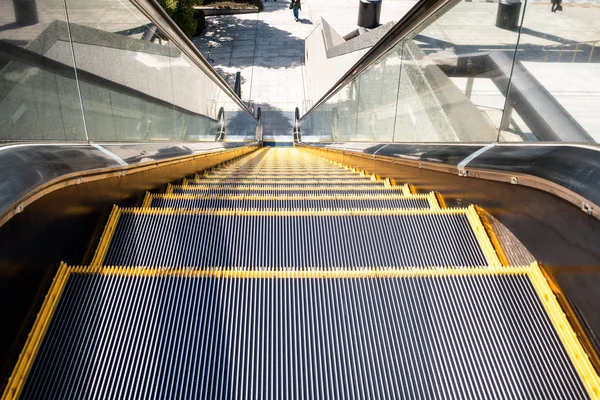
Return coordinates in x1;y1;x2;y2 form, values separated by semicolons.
290;0;301;22
551;0;562;12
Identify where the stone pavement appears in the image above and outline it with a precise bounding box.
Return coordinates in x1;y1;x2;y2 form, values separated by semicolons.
193;0;417;114
0;0;150;46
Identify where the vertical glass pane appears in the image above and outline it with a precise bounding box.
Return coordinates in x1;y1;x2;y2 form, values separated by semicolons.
169;44;221;141
0;0;86;142
394;0;521;142
300;94;338;142
336;78;360;141
65;0;177;141
357;46;402;142
502;2;600;143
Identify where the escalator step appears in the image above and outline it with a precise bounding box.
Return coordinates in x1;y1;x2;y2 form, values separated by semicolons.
169;184;410;195
96;207;498;268
145;194;435;209
18;267;592;400
172;188;411;196
195;176;371;181
186;180;384;186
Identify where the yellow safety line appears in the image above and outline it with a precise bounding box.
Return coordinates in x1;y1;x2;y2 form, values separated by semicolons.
90;205;122;269
170;184;410;192
427;192;440;210
407;183;417;195
189;179;378;184
435;192;448;208
371;174;381;182
540;267;600;377
1;263;71;400
147;193;430;201
119;207;469;217
475;206;510;267
528;264;600;399
67;264;530;278
165;183;173;194
198;174;360;179
465;205;502;268
182;177;188;186
401;185;412;196
141;192;152;208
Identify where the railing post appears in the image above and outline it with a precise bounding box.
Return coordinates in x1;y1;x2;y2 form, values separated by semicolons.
500;104;513;131
465;77;475;100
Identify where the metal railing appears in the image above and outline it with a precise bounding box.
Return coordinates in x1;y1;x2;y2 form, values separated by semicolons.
544;39;599;63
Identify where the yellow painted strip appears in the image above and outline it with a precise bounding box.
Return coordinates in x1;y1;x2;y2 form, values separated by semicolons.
406;183;417;194
182;177;188;186
401;185;412;196
540;267;600;379
119;207;469;217
148;193;430;201
189;179;377;184
427;192;440;210
1;263;71;400
528;264;600;399
90;205;122;269
475;206;510;267
172;185;408;191
200;174;359;179
69;265;530;278
141;192;152;208
165;183;173;194
465;205;502;267
435;192;448;208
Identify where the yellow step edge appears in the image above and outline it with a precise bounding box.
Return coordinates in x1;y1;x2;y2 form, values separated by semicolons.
165;183;173;194
200;174;361;178
189;179;378;184
171;185;410;191
67;264;532;278
474;206;510;267
182;177;188;186
90;205;122;269
465;205;502;268
141;192;152;208
1;263;71;400
119;207;469;217
435;192;448;208
528;264;600;400
427;192;440;210
146;193;431;201
539;266;600;385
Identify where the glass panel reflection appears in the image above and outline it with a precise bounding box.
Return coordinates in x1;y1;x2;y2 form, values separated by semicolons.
502;2;600;142
0;0;86;142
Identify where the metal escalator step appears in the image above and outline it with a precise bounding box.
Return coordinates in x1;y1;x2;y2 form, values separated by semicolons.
170;184;401;193
172;188;411;196
144;193;436;209
94;207;498;268
186;180;383;186
13;265;596;400
197;175;367;180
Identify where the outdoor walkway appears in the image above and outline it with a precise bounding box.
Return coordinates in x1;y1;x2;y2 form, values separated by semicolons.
193;0;416;113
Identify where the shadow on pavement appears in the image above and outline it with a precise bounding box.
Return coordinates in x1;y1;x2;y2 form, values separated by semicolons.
193;8;306;70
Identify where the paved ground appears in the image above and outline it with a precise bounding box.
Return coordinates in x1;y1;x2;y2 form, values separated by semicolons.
0;0;149;46
193;0;417;113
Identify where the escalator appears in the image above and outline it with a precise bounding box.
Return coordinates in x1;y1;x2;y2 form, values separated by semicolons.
3;148;598;399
